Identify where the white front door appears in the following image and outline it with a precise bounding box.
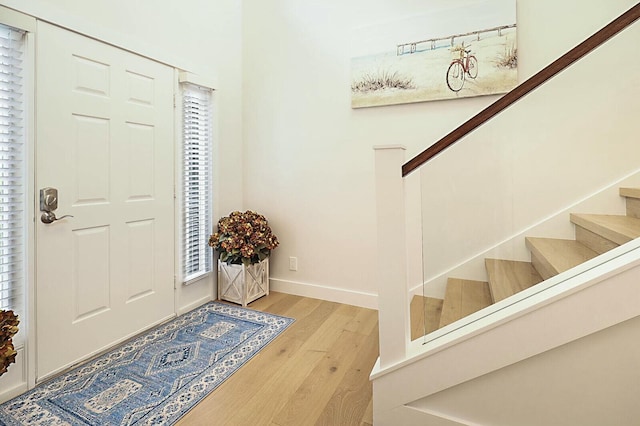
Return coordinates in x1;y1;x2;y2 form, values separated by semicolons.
35;23;175;380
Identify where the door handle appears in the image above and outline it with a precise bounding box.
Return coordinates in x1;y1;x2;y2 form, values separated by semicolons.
39;187;73;224
41;211;74;224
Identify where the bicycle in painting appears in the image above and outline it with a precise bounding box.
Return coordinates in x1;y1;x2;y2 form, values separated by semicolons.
446;43;478;92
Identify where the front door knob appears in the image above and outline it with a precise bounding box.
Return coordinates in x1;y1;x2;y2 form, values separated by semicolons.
41;211;73;224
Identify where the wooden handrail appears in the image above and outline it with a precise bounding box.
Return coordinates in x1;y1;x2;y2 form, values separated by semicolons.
402;3;640;177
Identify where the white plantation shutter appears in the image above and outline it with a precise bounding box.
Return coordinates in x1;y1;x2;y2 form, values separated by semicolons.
0;24;25;314
182;82;213;283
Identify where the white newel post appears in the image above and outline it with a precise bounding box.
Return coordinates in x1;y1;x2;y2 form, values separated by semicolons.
374;145;410;368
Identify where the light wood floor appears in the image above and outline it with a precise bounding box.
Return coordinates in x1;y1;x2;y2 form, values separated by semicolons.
177;292;379;426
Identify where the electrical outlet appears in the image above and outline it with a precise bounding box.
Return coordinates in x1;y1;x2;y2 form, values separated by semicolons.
289;256;298;271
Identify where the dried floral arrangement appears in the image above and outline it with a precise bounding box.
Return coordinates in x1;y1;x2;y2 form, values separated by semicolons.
0;310;19;376
209;210;279;266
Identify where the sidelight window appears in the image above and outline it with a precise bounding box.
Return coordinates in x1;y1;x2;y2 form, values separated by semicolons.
0;24;25;315
181;82;213;283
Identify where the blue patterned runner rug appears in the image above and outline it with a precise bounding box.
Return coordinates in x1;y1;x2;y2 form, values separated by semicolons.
0;302;294;425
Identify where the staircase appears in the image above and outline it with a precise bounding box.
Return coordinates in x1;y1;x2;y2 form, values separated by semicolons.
411;187;640;339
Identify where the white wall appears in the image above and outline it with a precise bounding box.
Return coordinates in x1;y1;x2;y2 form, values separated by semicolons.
242;0;639;308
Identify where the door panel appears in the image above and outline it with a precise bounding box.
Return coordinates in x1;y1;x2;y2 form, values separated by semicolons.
36;22;175;380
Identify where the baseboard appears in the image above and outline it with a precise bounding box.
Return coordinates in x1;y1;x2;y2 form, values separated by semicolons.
374;404;472;426
0;383;27;405
177;294;214;316
270;278;378;310
0;346;27;404
177;273;214;316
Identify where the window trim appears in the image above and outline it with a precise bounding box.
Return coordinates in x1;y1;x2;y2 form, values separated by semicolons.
178;72;215;286
0;5;36;391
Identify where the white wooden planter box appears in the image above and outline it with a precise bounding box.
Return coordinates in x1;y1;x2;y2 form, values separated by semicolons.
217;258;269;307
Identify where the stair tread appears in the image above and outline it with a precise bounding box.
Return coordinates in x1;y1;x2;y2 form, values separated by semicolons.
485;259;543;303
526;237;599;277
439;278;492;328
570;213;640;245
620;187;640;199
410;295;443;340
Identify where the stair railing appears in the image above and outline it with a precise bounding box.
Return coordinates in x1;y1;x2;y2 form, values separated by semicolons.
374;2;640;369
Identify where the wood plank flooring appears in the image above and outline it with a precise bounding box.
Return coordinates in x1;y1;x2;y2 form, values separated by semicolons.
177;292;379;426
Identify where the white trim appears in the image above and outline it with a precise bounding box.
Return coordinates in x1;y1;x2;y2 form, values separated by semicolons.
0;9;36;395
373;144;407;151
210;83;221;301
270;278;378;310
24;26;36;391
177;294;213;317
374;146;411;367
373;403;476;426
0;347;27;403
173;70;215;314
179;83;213;284
178;71;217;91
183;271;213;287
0;383;27;404
0;5;36;31
0;2;195;72
173;69;181;316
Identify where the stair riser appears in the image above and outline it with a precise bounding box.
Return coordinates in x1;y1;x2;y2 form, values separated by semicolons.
575;226;619;254
571;213;640;246
530;252;556;280
626;198;640;219
410;296;443;340
439;279;491;329
486;258;544;303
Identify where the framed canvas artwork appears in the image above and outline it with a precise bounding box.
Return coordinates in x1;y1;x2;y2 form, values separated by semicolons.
351;0;517;108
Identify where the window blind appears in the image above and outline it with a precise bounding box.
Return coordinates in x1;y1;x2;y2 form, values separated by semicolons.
0;24;25;315
182;83;213;283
